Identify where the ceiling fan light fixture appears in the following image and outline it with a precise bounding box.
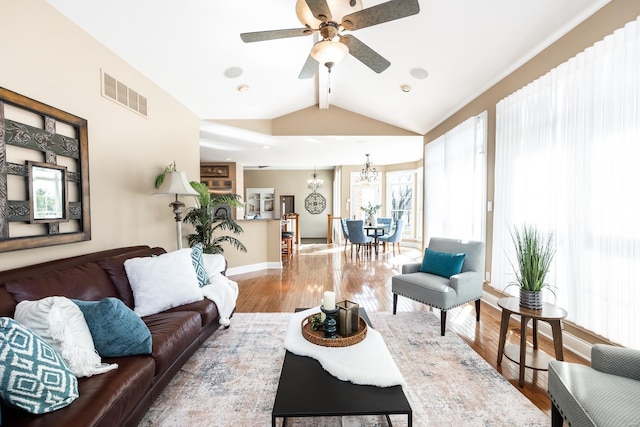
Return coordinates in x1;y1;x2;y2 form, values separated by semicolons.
310;40;349;66
295;0;363;28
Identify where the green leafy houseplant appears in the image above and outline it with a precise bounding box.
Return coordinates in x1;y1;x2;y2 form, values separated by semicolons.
360;202;381;217
183;182;247;255
507;225;556;308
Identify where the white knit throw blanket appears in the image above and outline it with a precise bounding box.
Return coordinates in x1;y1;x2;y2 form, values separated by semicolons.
283;307;405;387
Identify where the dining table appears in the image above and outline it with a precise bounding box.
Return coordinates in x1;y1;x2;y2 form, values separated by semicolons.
364;225;386;255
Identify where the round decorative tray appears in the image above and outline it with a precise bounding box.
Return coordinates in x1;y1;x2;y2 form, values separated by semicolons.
301;313;367;347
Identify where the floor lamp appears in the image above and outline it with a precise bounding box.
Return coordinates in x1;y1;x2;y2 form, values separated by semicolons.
154;170;199;250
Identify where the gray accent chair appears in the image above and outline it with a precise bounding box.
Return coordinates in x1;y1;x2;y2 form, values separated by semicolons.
548;344;640;426
392;237;484;336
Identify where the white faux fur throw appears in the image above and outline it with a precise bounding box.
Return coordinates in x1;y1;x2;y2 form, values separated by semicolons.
283;306;405;387
201;273;238;327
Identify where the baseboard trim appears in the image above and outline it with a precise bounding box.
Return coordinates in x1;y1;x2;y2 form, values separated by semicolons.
227;261;282;276
482;292;592;362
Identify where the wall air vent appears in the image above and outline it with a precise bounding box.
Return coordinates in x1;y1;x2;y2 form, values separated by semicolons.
101;69;148;117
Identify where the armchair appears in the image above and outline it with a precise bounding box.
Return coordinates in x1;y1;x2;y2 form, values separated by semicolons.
548;344;640;426
378;218;405;255
392;237;484;335
346;220;373;256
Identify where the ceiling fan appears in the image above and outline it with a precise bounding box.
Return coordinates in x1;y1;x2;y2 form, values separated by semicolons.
240;0;420;78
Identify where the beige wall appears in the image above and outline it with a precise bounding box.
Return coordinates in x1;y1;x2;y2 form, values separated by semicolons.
1;1;200;270
424;0;640;277
244;169;333;238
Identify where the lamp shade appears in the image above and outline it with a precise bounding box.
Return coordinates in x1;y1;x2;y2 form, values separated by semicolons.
154;171;198;196
310;40;349;65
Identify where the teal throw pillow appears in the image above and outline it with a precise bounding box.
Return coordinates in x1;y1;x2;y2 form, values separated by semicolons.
191;243;210;287
0;317;78;414
72;298;152;358
419;248;466;278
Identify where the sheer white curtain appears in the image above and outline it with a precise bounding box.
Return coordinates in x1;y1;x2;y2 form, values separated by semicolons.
493;16;640;349
424;112;487;244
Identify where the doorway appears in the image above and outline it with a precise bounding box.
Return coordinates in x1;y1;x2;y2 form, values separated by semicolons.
280;195;295;216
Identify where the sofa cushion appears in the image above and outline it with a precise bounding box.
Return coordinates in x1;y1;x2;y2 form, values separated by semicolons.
98;247;167;308
0;355;155;427
143;311;201;376
72;298;152;358
124;249;204;317
14;297;117;378
419;248;466;278
0;317;78;414
5;263;120;304
162;299;219;328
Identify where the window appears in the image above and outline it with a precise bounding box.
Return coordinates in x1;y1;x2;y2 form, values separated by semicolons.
386;170;416;238
424;112;487;244
350;173;380;220
492;16;640;349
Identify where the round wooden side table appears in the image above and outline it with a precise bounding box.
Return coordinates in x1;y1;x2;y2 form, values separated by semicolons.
496;296;568;387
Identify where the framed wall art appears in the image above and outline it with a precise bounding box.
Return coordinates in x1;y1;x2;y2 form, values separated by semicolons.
0;87;91;252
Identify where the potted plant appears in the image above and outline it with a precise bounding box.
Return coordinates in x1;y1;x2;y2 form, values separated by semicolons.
360;202;382;226
183;182;247;254
507;225;556;309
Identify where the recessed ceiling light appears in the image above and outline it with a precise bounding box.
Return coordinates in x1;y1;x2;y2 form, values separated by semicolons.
410;67;429;80
400;84;412;93
236;84;250;92
262;145;270;150
224;67;243;78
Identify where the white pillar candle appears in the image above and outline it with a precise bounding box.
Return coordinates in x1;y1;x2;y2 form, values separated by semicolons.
323;291;336;310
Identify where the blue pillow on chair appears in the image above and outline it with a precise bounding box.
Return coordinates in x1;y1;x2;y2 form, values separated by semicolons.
72;298;152;358
419;248;466;278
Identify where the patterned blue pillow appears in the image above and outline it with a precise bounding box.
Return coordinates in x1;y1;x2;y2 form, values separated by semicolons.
72;298;152;357
0;317;78;414
191;243;210;287
419;248;466;278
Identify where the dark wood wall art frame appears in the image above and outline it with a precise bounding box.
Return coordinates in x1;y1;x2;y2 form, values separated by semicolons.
0;87;91;252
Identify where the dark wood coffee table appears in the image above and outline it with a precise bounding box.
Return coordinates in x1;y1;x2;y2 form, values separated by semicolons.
271;308;412;426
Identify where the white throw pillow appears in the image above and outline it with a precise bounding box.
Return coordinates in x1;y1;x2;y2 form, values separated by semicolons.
14;296;118;378
124;248;204;317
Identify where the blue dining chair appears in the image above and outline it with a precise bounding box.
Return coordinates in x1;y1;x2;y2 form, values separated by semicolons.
346;220;373;256
378;219;405;255
376;217;393;234
340;218;350;252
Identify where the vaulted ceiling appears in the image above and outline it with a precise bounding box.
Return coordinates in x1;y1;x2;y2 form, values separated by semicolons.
47;0;609;169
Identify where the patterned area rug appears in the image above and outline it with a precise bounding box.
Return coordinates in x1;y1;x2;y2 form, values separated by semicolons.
139;312;548;426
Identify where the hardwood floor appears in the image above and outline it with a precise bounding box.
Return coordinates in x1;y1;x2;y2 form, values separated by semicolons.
231;242;588;416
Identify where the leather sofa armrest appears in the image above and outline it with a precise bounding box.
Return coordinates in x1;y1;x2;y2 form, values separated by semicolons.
591;344;640;381
401;263;422;274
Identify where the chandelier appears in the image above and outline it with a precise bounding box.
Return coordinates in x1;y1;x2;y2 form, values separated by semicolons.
307;166;323;192
360;154;378;182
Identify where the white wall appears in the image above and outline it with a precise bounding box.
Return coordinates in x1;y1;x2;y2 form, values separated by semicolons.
1;0;200;269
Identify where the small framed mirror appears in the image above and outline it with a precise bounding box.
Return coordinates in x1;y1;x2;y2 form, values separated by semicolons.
28;161;69;223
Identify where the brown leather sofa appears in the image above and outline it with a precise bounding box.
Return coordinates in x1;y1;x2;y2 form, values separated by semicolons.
0;245;224;427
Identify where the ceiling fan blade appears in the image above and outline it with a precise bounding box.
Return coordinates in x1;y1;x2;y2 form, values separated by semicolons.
298;55;319;79
339;35;390;73
305;0;332;23
240;28;313;43
341;0;420;31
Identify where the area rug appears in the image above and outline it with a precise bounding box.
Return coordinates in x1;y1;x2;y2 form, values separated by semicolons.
138;312;548;426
